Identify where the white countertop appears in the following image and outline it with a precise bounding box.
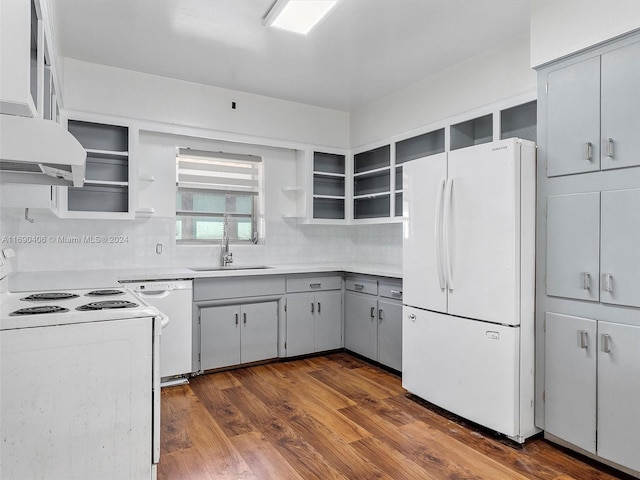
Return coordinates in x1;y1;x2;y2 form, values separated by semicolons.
8;262;402;292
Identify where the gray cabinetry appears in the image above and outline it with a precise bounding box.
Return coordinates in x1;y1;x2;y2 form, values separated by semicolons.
284;274;342;357
200;302;278;370
344;276;403;371
546;57;600;177
544;312;597;453
194;276;284;371
546;193;600;301
345;291;378;359
545;41;640;177
546;188;640;308
545;313;640;473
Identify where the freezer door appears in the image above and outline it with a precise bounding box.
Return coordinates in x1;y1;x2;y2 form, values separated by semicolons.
402;153;447;312
446;139;526;325
402;306;520;438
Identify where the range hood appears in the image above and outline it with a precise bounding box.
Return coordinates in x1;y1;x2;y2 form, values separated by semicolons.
0;115;86;187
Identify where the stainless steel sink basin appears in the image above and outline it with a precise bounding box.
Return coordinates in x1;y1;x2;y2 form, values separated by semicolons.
188;265;272;272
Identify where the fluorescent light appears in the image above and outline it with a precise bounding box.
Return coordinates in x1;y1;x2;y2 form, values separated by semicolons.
264;0;338;35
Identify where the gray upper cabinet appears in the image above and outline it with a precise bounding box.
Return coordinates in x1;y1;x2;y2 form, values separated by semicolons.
546;40;640;177
546;192;600;301
600;188;640;308
544;312;597;454
601;41;640;171
546;56;601;177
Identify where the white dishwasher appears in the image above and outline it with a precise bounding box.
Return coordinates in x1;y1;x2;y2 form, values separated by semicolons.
129;279;193;385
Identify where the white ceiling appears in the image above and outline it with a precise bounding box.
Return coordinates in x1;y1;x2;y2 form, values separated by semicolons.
52;0;531;112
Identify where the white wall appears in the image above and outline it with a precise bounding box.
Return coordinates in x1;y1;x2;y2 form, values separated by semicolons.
530;0;640;67
62;58;350;149
350;33;535;148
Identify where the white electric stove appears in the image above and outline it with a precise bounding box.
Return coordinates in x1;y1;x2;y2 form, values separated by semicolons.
0;250;166;480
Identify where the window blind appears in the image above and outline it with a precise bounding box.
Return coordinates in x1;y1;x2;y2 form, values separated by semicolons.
176;148;261;194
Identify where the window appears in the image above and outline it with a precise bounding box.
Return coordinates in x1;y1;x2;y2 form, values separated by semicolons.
176;148;262;243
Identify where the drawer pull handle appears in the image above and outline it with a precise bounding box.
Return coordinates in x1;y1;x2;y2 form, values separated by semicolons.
582;272;591;290
390;289;402;297
603;273;613;293
378;309;384;321
370;306;375;319
235;313;239;325
311;302;314;313
317;302;321;314
243;312;247;325
310;283;322;289
354;284;364;290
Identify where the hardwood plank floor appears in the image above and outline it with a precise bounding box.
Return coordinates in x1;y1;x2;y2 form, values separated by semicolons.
159;353;632;480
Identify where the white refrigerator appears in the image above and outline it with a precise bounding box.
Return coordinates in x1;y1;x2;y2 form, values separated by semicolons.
402;138;538;443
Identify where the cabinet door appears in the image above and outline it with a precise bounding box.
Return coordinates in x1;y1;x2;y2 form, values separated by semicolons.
240;302;278;364
377;300;402;371
285;294;315;357
601;41;640;171
546;193;600;301
314;290;342;352
544;312;597;454
600;188;640;308
546;57;601;177
597;321;640;472
200;305;241;370
344;292;377;359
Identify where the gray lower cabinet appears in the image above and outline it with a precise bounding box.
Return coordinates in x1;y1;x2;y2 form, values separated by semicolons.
545;312;640;473
345;291;378;360
345;276;403;371
284;274;343;357
200;302;278;370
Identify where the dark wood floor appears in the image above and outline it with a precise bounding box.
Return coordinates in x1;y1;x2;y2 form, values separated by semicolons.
159;352;628;480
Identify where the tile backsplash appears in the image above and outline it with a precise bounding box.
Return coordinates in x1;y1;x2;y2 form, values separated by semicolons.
0;208;402;272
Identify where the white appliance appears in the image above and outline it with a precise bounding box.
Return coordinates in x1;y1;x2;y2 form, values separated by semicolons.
0;253;167;479
402;138;538;443
128;279;194;384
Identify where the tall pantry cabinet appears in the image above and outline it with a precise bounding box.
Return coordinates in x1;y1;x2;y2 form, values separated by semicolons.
536;32;640;477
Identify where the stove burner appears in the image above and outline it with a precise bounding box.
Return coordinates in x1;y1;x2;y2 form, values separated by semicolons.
76;300;138;311
85;289;125;297
10;305;70;316
21;292;80;301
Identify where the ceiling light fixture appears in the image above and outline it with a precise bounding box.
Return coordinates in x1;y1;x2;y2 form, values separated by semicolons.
263;0;338;35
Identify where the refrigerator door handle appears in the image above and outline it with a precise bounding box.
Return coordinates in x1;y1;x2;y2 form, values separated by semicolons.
435;178;446;290
443;177;454;292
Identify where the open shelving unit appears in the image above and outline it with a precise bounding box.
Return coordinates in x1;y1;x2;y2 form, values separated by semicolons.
312;151;346;220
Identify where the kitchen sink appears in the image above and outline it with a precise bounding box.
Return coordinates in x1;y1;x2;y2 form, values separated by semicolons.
188;265;272;272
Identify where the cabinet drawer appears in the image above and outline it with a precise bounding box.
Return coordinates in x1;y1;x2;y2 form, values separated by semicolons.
194;276;285;301
286;274;342;293
379;281;403;300
345;277;378;295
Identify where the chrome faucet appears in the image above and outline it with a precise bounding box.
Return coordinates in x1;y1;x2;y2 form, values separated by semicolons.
221;215;233;267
